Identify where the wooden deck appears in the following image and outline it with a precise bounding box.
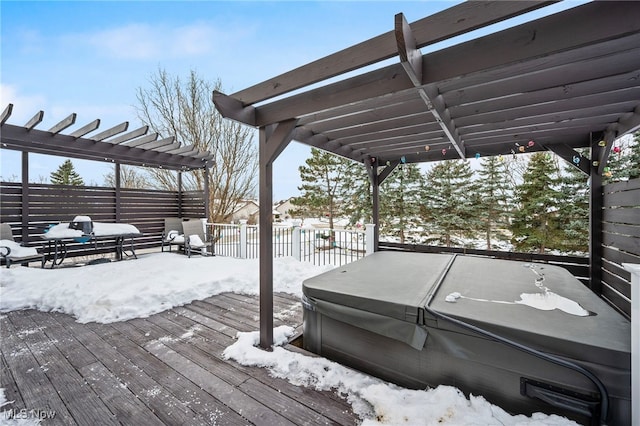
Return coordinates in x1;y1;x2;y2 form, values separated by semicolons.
1;293;360;425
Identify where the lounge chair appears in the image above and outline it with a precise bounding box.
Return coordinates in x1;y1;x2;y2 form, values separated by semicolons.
182;220;214;258
161;218;186;253
0;223;45;268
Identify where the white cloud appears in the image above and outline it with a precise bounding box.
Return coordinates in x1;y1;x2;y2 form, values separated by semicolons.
82;22;222;60
0;84;47;124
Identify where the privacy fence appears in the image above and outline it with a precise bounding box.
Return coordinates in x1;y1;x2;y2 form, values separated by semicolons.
1;179;638;318
600;179;640;318
0;181;205;258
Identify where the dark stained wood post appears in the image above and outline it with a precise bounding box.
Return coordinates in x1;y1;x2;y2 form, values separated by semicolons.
589;140;604;295
258;120;297;349
366;157;381;252
177;171;183;217
115;163;121;222
204;166;210;222
21;151;29;243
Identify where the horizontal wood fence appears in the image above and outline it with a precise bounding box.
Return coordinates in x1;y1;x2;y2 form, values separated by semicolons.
601;178;640;318
0;182;205;261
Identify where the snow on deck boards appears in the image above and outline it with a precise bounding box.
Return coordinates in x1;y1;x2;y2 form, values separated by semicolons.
1;293;358;425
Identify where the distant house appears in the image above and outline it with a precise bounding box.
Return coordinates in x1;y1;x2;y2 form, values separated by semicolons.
274;198;296;221
231;200;260;224
230;200;285;224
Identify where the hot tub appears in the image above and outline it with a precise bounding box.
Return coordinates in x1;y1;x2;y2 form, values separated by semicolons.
302;251;630;425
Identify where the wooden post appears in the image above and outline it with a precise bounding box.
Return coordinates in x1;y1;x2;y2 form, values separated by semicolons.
623;263;639;426
258;120;297;349
589;149;603;294
177;171;183;217
115;163;121;222
21;151;29;243
204;166;210;222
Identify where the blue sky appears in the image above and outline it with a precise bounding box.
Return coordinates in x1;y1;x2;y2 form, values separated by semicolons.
1;1;582;200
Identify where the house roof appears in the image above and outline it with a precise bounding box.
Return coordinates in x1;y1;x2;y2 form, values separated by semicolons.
1;104;214;171
214;1;640;176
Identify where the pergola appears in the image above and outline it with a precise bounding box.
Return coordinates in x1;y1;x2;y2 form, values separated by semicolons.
0;104;214;240
214;0;640;348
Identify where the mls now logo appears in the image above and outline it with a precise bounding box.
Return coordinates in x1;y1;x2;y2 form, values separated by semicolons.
5;408;56;420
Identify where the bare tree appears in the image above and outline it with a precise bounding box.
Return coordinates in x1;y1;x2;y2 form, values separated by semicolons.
135;68;257;222
103;165;151;189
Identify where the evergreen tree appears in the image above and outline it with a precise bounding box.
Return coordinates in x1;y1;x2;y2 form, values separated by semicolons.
556;160;589;253
50;159;84;185
339;162;372;226
476;156;513;249
421;160;480;247
511;152;562;253
379;164;424;243
605;132;640;183
627;131;640;179
290;148;353;229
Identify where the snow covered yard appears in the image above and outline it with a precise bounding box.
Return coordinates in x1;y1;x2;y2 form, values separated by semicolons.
0;253;578;425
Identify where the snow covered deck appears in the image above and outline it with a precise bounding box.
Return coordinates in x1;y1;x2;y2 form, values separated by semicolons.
1;292;358;425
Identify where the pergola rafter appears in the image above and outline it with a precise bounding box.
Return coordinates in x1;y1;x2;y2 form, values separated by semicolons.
0;104;213;170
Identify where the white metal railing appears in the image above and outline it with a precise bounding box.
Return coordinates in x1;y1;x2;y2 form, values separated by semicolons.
207;221;375;267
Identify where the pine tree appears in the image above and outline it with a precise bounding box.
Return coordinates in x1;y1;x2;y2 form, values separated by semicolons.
511;152;562;253
605;132;640;183
50;159;84;185
290;148;353;229
421;160;480;247
379;163;424;243
476;156;513;249
627;131;640;179
339;162;372;226
556;159;589;253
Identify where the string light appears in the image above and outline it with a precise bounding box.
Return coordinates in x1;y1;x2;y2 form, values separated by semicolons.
424;145;430;151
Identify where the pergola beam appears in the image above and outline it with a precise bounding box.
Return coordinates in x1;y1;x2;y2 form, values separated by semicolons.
48;113;77;135
0;104;13;125
395;12;465;159
124;133;159;147
91;122;129;141
232;1;555;105
24;111;43;131
69;119;100;138
1;124;206;170
105;125;149;145
544;143;590;175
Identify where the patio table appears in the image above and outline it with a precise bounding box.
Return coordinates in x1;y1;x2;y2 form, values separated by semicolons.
39;222;143;268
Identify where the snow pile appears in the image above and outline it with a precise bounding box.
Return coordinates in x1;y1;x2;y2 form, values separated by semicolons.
0;389;41;425
223;326;578;426
44;222;140;238
0;253;331;323
0;240;39;258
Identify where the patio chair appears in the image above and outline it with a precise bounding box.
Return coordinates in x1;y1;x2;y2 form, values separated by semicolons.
161;218;185;253
0;223;45;268
182;220;214;258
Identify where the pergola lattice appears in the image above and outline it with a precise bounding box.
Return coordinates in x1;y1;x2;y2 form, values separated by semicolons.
1;103;214;170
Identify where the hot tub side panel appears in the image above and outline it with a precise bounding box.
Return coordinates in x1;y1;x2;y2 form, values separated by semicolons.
302;305;630;425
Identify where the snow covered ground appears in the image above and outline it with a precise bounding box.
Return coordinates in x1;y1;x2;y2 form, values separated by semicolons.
0;253;578;425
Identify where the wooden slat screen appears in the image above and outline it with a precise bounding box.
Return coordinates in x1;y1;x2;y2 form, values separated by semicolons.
601;178;640;318
0;181;205;259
